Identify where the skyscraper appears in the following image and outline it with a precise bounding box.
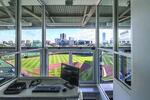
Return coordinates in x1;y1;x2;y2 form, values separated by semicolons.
60;33;66;40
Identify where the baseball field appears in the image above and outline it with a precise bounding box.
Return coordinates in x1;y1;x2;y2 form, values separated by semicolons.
0;52;113;81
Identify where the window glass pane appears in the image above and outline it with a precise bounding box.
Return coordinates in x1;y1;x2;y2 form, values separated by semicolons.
21;52;40;77
99;1;113;48
0;0;16;47
101;52;113;82
46;29;95;47
0;54;15;77
118;55;131;86
48;51;94;81
118;0;131;52
21;0;42;48
46;5;95;47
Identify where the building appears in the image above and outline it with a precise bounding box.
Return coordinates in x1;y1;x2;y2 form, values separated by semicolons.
119;30;131;46
60;33;66;40
32;40;42;47
69;37;74;46
21;40;26;47
25;40;31;47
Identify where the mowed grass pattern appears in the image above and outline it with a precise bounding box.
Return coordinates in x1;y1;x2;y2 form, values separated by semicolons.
4;53;94;81
102;53;113;81
48;54;93;81
3;53;113;81
21;56;40;76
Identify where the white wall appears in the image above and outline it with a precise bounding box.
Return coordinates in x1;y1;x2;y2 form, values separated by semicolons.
114;0;150;100
131;0;150;100
113;79;131;100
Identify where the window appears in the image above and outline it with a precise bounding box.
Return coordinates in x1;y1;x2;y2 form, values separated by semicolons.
21;52;40;77
115;0;131;87
45;5;96;83
20;0;42;77
98;0;114;83
0;0;17;83
118;0;131;52
46;5;95;48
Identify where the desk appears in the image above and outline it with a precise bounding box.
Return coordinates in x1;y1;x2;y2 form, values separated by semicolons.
0;77;82;100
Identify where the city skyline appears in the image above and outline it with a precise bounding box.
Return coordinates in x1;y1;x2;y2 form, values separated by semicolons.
0;28;130;43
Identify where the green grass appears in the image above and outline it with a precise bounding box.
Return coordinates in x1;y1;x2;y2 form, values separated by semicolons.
9;53;93;79
102;53;113;81
102;53;113;65
48;54;93;81
2;53;113;81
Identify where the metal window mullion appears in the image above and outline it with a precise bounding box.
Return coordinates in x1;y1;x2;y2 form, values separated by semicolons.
15;0;22;77
113;0;119;78
40;4;46;76
95;5;100;84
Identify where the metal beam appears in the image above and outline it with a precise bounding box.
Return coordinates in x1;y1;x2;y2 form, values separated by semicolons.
82;6;88;24
82;6;96;26
23;6;42;22
47;23;82;27
0;0;15;23
0;8;8;15
119;7;130;19
96;0;103;5
119;16;130;23
38;0;55;23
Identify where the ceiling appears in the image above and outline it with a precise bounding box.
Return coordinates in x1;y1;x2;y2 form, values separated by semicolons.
0;0;130;29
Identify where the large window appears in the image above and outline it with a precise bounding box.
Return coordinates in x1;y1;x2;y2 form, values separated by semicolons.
115;0;131;87
45;5;96;82
0;2;97;84
0;0;17;83
98;0;113;83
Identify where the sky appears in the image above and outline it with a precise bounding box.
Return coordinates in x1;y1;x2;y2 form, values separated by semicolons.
0;28;130;43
